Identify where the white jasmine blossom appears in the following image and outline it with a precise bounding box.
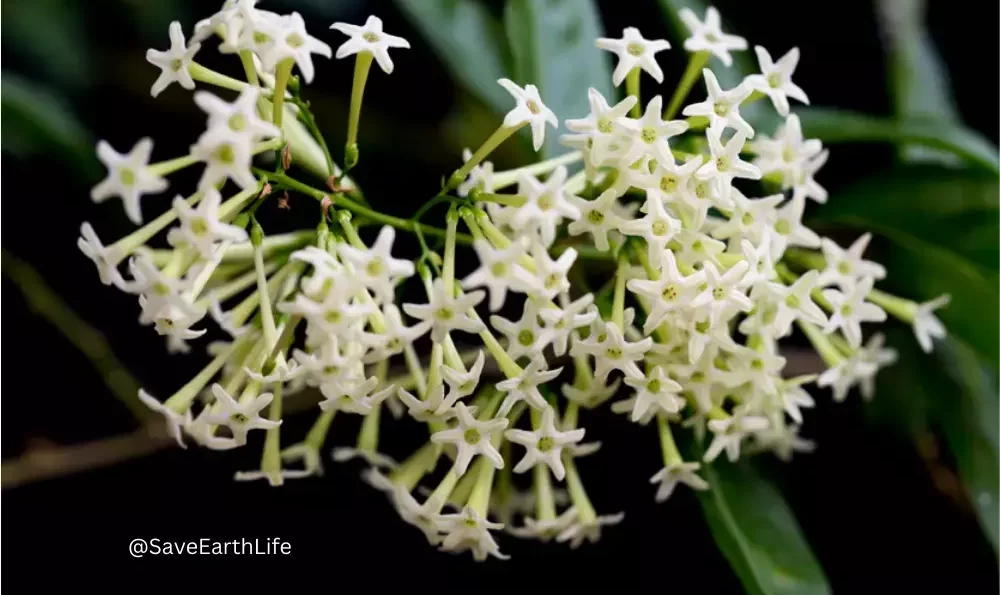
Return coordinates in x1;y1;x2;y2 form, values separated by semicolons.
430;403;508;475
822;277;887;348
504;406;586;480
461;239;537;311
497;356;564;415
682;69;754;137
331;15;410;75
337;226;415;303
649;462;709;503
138;389;188;448
146;21;201;98
167;189;249;259
816;233;887;290
745;46;809;117
78;223;126;287
571;321;652;381
556;512;625;549
679;6;748;66
622;366;685;421
203;384;281;446
402;279;486;343
259;12;332;84
498;78;558;151
596;27;671;86
91;138;168;225
912;294;950;353
491;300;554;360
193;88;281;142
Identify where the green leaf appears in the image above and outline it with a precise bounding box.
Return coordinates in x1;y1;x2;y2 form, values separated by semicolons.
696;457;831;595
394;0;513;120
797;108;1000;174
0;73;98;179
654;0;781;133
2;0;92;91
876;0;961;166
503;0;613;158
809;167;999;364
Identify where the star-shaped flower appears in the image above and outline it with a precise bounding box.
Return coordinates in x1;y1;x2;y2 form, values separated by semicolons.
696;128;761;203
90;138;169;225
337;225;415;304
461;239;537;311
745;46;809;117
678;6;748;66
491;299;554;360
496;356;564;416
691;260;753;324
567;189;627;252
622;366;685;421
166;189;249;260
682;69;754;137
649;462;709;502
146;21;201;98
193;88;280;142
816;233;887;291
331;15;410;74
259;12;332;84
498;78;558;151
571;321;652;381
505;406;586;481
626;250;705;334
596;27;671;86
822;276;887;348
203;384;281;446
430;403;508;475
912;294;950;353
402;278;486;343
137;389;188;448
78;222;126;287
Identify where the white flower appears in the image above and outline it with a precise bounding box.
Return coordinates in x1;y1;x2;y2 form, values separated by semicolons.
259;12;332;84
361;304;432;363
167;189;249;259
709;189;783;245
619;189;682;268
567;189;627;252
498;78;558;151
184;405;239;451
596;27;671;86
678;6;748;66
508;507;579;542
754;424;816;462
193;88;280;142
279;442;325;478
624;95;688;164
78;223;126;287
745;46;809;117
208;293;249;338
771;195;821;256
816;233;887;290
627;251;706;335
138;389;187;448
508;167;582;248
90;138;168;225
203;384;281;446
318;377;393;415
458;148;494;198
649;462;709;503
430;403;508;475
738;235;777;289
190;127;256;191
682;69;754;138
556;512;625;549
817;354;875;403
331;447;398;470
623;366;685;421
337;226;415;303
779;379;816;424
791;149;830;204
402;279;486;343
397;385;460;423
491;300;553;360
696;129;761;202
704;411;770;463
291;337;364;389
751;114;823;184
765;270;829;336
912;294;950;353
565;88;638;165
436;506;509;561
562;377;622;409
539;293;598;356
393;487;447;545
530;245;578;301
822;276;887;348
497;356;563;416
439;350;487;412
505;406;586;481
331;15;410;75
571;321;652;381
691;261;753;324
461;239;537;311
856;332;898;398
146;21;201;98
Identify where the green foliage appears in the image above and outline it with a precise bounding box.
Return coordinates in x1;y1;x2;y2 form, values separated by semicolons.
503;0;613;158
0;72;99;179
797;108;1000;174
696;456;832;595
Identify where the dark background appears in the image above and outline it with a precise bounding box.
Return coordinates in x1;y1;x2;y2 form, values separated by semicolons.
2;0;998;591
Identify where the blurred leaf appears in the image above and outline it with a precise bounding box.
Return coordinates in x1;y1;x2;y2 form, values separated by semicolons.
797;108;1000;174
876;0;961;166
503;0;613;159
395;0;513;118
655;0;781;134
810;168;999;364
696;457;831;595
1;73;99;179
3;0;92;91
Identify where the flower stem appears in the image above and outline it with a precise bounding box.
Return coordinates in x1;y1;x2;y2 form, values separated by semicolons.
797;320;844;367
305;409;336;451
657;413;682;465
664;51;709;120
491;151;583;190
472;192;526;208
188;62;249;93
271;59;294;129
563;455;597;523
447;124;522;190
345;53;374;169
867;288;918;323
626;67;641;117
147;154;199;177
164;337;245;412
259;382;283;483
238;50;260;86
534;462;557;522
612;254;629;328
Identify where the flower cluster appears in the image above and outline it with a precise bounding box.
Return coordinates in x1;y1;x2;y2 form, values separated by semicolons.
79;2;950;561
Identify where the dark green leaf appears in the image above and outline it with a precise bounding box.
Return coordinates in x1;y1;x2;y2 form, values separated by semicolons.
1;73;98;179
809;168;999;364
503;0;613;158
696;457;831;595
3;0;92;91
797;108;1000;174
876;0;961;165
655;0;781;133
394;0;513;120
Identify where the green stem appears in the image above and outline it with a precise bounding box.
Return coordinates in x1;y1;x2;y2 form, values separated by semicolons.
491;151;583;190
305;409;336;451
664;51;709;120
260;383;283;481
238;50;259;86
345;52;374;167
797;320;844;367
271;59;294;128
626;67;641;117
657;413;682;465
473;192;526;208
447;124;522;190
612;254;629;328
867;288;918;323
147;154;199;177
188;62;249;93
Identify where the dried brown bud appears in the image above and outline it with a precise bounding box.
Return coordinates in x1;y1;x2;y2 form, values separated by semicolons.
281;145;292;171
278;191;291;211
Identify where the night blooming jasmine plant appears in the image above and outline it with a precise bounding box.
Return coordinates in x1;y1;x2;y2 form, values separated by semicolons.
79;1;952;562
